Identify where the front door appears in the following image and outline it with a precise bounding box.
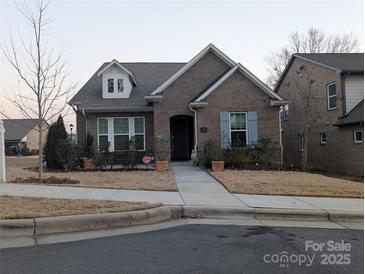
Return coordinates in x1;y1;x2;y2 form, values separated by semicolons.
170;116;193;160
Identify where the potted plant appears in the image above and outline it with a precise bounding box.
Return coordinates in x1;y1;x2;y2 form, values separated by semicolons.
81;132;95;169
155;134;169;172
203;139;224;171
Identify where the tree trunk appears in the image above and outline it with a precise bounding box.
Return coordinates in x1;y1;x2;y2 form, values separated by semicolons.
38;120;43;181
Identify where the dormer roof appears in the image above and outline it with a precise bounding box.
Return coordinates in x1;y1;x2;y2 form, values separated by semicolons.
97;59;138;86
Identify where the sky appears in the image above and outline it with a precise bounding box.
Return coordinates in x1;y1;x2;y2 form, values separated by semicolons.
0;0;363;130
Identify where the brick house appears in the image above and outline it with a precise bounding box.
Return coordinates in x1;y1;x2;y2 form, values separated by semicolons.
275;53;364;176
69;44;286;162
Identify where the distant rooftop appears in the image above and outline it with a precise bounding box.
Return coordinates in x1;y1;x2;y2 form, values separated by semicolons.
295;53;364;73
3;119;39;141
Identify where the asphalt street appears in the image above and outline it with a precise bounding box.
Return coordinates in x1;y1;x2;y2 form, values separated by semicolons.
0;224;363;274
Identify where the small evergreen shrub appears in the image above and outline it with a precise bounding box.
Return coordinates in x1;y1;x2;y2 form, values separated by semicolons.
44;116;68;169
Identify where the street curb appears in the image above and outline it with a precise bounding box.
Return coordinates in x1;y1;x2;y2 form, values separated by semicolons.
35;206;172;235
328;210;364;223
183;206;255;219
0;219;34;238
255;208;329;221
1;206;363;240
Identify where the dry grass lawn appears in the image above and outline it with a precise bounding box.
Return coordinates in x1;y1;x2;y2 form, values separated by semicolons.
5;156;177;191
0;195;161;219
211;170;364;198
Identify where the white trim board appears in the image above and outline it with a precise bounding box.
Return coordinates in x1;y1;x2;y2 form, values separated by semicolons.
194;64;283;102
149;43;236;96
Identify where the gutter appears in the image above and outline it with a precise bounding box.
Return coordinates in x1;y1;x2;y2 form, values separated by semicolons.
271;100;289;107
188;104;198;154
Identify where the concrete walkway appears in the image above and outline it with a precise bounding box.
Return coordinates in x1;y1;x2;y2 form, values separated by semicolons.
172;162;246;207
0;162;363;213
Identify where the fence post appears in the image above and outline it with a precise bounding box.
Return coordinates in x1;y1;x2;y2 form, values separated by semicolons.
0;119;5;182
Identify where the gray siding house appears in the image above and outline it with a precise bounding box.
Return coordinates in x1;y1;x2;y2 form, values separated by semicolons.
69;44;286;162
275;53;364;176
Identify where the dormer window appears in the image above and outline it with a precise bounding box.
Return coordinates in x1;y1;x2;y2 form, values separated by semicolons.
118;79;124;93
108;79;114;93
99;59;137;99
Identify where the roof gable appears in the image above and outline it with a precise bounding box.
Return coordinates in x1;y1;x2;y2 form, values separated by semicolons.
193;64;283;102
275;53;364;93
97;59;138;86
3;119;38;141
149;44;236;96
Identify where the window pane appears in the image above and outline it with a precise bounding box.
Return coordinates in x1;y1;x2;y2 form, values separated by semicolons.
118;79;124;93
98;118;108;134
329;96;336;109
134;135;144;150
114;118;129;134
355;131;363;142
230;113;246;130
98;136;109;150
328;83;336;96
135;118;144;134
108;79;114;93
231;131;247;147
114;135;129;151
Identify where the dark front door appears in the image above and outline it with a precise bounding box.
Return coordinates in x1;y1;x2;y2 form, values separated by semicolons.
170;116;193;160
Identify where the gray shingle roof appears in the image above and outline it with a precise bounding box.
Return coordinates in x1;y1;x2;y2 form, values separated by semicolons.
3;119;39;141
334;100;364;126
295;53;364;73
69;62;186;110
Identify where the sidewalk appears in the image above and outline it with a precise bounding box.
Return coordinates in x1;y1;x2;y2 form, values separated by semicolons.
0;162;363;214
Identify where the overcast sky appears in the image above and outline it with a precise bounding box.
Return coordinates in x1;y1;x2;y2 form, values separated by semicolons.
0;0;363;129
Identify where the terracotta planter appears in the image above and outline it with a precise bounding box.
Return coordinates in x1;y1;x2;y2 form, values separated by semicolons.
211;160;224;171
156;160;169;172
81;159;94;169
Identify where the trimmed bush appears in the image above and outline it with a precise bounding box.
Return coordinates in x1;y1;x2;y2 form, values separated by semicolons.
44;116;68;169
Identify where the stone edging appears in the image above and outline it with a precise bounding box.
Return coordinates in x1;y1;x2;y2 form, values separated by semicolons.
0;206;363;239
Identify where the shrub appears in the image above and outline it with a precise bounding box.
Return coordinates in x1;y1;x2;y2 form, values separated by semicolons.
55;139;79;171
198;139;223;168
120;138;139;169
44;116;68;169
255;138;276;165
13;176;79;184
224;147;250;168
154;134;169;161
93;142;113;169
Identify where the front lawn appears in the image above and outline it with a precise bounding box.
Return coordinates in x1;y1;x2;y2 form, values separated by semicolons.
210;170;363;198
6;156;177;191
0;196;161;219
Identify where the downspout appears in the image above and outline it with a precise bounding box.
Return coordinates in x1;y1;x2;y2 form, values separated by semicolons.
188;104;198;154
278;109;283;166
81;109;88;153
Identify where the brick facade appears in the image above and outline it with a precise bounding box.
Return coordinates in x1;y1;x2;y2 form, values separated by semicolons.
277;57;363;176
196;70;282;164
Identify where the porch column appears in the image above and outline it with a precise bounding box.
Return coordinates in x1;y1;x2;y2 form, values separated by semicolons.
0;119;6;182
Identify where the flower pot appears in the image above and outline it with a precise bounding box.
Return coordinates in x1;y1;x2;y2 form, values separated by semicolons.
81;159;94;169
156;160;169;172
211;160;224;171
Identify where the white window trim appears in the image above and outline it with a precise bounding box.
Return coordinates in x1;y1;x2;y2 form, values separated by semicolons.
320;132;327;145
97;117;146;151
96;118;109;149
327;82;337;110
353;130;363;144
229;112;248;146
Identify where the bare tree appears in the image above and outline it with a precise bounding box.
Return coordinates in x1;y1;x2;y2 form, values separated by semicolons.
1;0;75;180
265;27;359;87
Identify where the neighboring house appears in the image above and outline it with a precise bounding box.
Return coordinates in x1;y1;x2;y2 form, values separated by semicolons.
3;119;48;155
69;44;286;162
275;53;364;176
